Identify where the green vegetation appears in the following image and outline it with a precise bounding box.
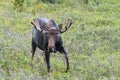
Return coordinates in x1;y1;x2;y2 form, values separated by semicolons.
0;0;120;79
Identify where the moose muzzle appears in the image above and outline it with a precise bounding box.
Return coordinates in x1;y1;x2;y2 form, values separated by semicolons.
48;36;56;52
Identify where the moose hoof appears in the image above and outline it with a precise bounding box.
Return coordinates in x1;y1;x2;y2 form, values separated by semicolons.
65;67;70;73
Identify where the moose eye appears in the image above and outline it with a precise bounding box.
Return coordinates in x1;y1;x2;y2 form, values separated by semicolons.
45;32;50;37
53;32;58;35
47;33;50;36
55;31;59;34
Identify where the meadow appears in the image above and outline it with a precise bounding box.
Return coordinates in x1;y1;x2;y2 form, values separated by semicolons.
0;0;120;80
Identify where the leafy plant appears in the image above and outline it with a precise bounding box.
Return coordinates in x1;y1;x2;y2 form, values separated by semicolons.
13;0;24;12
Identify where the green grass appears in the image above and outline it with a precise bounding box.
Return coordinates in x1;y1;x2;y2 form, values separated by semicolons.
0;0;120;80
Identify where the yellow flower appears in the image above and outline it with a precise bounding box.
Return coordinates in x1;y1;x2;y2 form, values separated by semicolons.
36;4;43;10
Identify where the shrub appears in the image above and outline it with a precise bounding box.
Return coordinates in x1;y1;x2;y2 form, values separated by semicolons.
37;0;63;4
13;0;24;12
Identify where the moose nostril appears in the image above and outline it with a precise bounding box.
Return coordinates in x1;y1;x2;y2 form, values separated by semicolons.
51;47;54;51
48;47;55;52
48;45;53;49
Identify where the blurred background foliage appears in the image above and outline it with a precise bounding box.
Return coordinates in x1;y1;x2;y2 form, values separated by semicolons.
0;0;120;80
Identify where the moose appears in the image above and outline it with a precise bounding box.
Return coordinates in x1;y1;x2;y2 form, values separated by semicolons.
30;18;72;72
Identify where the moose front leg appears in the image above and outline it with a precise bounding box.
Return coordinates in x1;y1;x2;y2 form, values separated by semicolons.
59;46;70;72
30;40;37;69
30;40;36;62
44;51;50;72
64;51;70;72
64;52;69;72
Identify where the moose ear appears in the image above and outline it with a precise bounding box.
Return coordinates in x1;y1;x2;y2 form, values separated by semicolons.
58;24;63;30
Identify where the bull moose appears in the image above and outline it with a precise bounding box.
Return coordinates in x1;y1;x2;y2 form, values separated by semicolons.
30;18;72;72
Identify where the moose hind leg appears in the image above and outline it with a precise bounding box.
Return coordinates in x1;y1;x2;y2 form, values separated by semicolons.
59;46;70;72
30;40;36;62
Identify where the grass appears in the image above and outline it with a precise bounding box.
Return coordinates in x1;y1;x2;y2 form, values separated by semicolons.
0;0;120;80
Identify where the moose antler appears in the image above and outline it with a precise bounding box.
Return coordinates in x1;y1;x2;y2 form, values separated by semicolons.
59;19;72;33
31;18;43;32
31;18;72;34
31;18;50;32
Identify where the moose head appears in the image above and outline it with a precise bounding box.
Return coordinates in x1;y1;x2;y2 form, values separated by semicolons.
31;18;72;52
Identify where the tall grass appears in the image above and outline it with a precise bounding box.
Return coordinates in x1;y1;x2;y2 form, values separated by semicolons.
0;0;120;80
